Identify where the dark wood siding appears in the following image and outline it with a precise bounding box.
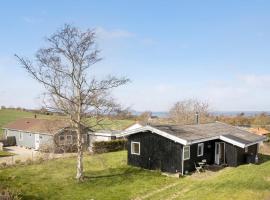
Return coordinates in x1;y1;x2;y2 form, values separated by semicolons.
225;143;258;166
237;144;258;165
183;140;216;173
225;143;238;166
128;131;259;174
184;141;259;172
127;131;182;173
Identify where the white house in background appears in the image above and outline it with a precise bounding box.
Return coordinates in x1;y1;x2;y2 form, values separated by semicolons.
124;122;143;131
87;122;143;151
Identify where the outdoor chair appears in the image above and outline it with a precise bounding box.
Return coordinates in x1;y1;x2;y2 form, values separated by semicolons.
194;162;203;173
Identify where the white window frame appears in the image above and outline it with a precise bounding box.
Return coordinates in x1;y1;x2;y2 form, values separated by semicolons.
66;135;73;144
183;146;190;160
19;132;23;141
131;141;140;155
197;143;204;157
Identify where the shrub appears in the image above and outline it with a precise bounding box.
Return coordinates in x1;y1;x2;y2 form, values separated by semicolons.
93;139;127;154
0;187;22;200
36;157;45;164
25;158;32;165
15;159;21;165
0;162;7;168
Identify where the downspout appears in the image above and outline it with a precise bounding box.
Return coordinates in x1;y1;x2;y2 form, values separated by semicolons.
181;146;184;175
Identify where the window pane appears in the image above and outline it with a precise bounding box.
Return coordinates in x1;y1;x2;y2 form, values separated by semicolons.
67;135;72;144
131;142;140;154
134;144;139;153
183;146;190;160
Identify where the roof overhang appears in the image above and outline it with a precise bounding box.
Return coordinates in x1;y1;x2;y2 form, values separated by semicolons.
121;125;268;148
121;125;188;145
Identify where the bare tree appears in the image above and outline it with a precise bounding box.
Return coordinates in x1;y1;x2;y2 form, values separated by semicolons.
169;98;211;124
15;24;129;182
138;111;152;123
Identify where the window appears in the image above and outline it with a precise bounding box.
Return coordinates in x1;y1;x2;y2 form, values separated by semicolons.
183;146;190;160
66;135;73;144
59;135;65;144
131;142;140;155
197;143;204;157
19;132;23;141
245;146;248;153
82;134;87;144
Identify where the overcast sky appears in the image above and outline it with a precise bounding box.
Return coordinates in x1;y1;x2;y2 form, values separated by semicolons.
1;0;270;112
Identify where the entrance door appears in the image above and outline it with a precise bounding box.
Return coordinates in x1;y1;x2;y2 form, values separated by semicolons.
215;142;225;165
35;134;40;150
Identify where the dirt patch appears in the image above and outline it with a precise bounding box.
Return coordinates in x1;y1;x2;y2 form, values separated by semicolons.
132;182;181;200
165;187;190;200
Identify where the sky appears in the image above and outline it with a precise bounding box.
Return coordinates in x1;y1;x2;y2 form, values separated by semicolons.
1;0;270;112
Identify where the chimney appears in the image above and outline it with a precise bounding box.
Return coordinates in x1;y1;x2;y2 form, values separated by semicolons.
195;112;200;125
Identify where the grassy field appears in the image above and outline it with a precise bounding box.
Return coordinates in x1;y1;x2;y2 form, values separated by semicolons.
0;151;270;200
0;151;15;157
0;109;134;137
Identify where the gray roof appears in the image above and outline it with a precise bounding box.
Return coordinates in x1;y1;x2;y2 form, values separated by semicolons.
150;122;265;144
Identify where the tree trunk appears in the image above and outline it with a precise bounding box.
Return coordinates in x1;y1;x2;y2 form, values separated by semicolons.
76;123;84;182
76;94;84;181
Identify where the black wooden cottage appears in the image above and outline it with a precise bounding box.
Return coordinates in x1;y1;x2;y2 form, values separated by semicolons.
121;122;267;175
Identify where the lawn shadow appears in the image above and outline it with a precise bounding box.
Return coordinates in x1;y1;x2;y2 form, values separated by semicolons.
84;167;144;180
258;153;270;164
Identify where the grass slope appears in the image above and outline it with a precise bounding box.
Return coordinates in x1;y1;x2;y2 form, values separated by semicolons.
0;151;270;200
0;109;134;137
0;109;55;137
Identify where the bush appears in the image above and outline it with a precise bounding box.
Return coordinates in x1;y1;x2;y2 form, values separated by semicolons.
93;139;127;154
25;158;32;165
15;159;21;165
1;162;7;168
0;187;22;200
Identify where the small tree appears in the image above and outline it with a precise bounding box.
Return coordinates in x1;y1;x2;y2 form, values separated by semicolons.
138;111;152;123
169;98;211;124
15;24;129;182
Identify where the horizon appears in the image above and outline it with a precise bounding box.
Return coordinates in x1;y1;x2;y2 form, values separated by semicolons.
1;0;270;112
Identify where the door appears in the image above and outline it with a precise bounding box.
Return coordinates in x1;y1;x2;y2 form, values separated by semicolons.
215;142;225;165
35;134;40;150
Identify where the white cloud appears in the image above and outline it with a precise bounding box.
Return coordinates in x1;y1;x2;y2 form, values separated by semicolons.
114;73;270;112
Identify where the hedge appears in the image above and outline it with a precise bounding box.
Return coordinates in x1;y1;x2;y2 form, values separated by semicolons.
92;139;127;153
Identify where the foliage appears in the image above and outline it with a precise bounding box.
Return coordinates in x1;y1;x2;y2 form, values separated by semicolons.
0;151;269;200
93;139;127;153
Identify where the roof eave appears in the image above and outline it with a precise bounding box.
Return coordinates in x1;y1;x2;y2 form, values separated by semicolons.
121;125;188;145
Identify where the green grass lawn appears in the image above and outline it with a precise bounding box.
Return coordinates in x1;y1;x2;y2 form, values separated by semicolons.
0;151;15;157
0;151;270;200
